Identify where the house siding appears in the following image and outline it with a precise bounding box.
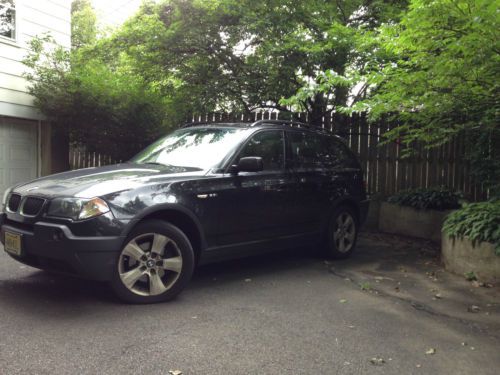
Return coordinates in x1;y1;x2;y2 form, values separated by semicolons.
0;0;71;194
0;0;71;120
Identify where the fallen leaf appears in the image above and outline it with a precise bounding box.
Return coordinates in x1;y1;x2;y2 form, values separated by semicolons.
468;305;481;313
370;357;385;366
425;348;436;355
169;370;182;375
471;280;481;288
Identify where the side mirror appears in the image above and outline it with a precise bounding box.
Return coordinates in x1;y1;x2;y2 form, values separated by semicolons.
231;157;264;174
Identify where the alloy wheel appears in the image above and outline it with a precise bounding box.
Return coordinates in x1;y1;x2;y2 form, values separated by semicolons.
118;233;183;296
333;212;356;253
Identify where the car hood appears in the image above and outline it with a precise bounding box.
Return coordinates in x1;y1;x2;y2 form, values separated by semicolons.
12;163;206;199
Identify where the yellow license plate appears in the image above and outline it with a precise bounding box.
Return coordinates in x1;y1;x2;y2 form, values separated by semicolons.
4;231;22;256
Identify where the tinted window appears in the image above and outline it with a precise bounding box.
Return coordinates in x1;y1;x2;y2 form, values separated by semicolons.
329;138;359;168
238;131;284;171
288;131;328;169
288;131;358;169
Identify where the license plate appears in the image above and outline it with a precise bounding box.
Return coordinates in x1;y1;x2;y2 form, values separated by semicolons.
4;231;22;256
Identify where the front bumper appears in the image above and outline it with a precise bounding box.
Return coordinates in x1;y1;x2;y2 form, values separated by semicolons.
0;213;124;281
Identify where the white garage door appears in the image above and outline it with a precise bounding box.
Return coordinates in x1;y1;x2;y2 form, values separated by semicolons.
0;117;38;196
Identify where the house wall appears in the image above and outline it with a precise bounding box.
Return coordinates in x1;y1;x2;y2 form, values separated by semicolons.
0;0;71;192
0;0;71;118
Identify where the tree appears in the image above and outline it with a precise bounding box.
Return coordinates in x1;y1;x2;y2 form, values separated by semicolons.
285;0;499;193
71;0;98;49
23;0;408;158
354;0;499;192
23;1;169;160
112;0;407;126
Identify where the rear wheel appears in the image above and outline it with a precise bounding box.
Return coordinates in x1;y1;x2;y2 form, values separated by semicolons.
110;220;194;304
325;206;358;259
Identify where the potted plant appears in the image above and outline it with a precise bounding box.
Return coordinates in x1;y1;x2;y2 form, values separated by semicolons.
379;188;461;241
442;199;500;282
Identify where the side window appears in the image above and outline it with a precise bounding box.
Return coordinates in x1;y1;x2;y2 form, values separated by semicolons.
238;131;284;171
328;138;359;169
288;131;327;169
288;131;359;170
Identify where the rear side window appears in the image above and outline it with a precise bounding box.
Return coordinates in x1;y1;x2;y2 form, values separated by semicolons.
238;130;284;171
328;138;359;169
288;131;326;169
288;131;358;170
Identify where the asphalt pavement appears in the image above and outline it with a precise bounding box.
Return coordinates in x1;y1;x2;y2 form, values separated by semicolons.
0;232;499;374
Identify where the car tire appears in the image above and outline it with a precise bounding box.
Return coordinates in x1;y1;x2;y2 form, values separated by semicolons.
325;206;359;259
110;220;195;304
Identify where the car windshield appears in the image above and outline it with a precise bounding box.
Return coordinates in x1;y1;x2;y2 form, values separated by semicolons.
131;127;252;169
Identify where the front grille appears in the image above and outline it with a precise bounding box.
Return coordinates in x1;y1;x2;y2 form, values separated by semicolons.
7;194;21;212
21;197;46;216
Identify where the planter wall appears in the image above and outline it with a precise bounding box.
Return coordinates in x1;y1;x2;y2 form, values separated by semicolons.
379;202;452;242
442;236;499;282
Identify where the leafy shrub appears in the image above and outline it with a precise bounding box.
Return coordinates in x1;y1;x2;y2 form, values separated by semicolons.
387;188;462;210
443;200;500;255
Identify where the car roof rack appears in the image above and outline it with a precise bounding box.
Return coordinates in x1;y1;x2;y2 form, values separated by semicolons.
249;119;311;129
179;119;329;132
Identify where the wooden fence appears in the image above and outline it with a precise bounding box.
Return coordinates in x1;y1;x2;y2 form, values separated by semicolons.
69;111;488;201
187;112;488;201
69;148;120;170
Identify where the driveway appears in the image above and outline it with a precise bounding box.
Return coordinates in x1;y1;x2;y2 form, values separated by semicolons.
0;232;499;374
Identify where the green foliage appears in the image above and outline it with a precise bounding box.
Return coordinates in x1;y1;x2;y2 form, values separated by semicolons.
71;0;97;49
443;200;500;255
387;188;462;210
24;0;408;159
112;0;407;122
23;4;170;160
464;271;478;281
354;0;499;142
359;282;372;291
286;0;499;191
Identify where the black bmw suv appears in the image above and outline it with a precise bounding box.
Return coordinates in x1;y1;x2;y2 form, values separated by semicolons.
1;120;368;303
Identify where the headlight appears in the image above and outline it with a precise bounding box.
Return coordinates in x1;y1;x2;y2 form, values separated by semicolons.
47;197;110;220
1;187;13;213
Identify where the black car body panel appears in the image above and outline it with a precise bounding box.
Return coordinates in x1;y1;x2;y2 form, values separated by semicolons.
1;123;369;280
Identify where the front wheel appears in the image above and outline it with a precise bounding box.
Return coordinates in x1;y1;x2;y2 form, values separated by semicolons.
110;220;195;304
325;206;359;259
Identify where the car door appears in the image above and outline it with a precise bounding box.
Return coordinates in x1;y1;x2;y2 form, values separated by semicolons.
287;131;360;234
215;129;295;246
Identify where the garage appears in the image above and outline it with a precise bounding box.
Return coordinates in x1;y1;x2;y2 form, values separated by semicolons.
0;117;38;196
